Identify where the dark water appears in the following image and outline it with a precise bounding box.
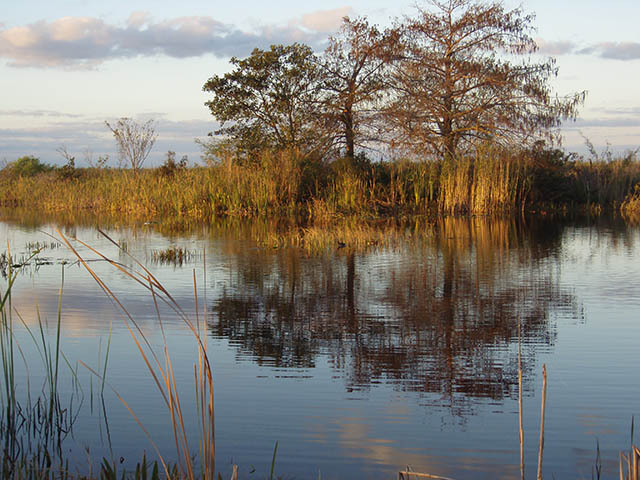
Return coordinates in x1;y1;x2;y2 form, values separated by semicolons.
1;214;638;479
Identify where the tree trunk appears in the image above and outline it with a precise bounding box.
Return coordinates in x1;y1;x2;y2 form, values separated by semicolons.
343;103;355;158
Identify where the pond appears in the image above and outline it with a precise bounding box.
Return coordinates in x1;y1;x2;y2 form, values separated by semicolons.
1;213;638;479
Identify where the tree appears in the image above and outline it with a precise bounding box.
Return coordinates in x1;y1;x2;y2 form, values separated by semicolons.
105;118;157;171
386;0;585;159
319;17;395;158
203;44;328;160
3;156;53;177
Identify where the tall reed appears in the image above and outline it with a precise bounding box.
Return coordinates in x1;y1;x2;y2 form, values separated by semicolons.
1;251;78;478
438;148;531;215
2;146;640;220
58;229;216;479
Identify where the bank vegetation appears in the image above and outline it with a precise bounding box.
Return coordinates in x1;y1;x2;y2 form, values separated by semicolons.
1;145;640;222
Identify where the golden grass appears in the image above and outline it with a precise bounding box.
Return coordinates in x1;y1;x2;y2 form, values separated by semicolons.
438;149;531;215
621;184;640;222
2;146;640;220
58;229;216;479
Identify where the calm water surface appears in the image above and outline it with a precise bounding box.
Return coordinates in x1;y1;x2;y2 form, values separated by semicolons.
1;214;638;479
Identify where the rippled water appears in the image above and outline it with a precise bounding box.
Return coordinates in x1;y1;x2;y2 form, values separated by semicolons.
1;214;638;479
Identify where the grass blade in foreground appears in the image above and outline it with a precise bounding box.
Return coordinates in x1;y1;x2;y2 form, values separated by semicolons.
57;229;215;479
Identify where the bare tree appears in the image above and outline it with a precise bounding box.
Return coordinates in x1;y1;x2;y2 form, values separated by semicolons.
56;144;75;166
386;0;585;159
318;17;396;158
105;118;157;171
83;148;110;169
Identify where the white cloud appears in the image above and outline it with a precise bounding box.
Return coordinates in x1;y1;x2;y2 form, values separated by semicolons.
0;109;82;118
0;9;347;69
298;7;353;33
535;38;640;61
595;42;640;61
535;38;576;56
3;25;39;48
127;11;152;29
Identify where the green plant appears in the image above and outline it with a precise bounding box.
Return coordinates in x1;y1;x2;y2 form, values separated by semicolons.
1;254;80;479
3;156;53;178
57;157;81;181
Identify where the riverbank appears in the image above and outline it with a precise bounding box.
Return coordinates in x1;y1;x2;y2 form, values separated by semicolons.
2;147;640;222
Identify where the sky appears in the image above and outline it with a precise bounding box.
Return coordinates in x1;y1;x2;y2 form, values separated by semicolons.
1;0;639;166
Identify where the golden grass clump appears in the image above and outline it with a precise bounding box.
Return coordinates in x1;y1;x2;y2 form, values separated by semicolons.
2;145;640;220
621;184;640;222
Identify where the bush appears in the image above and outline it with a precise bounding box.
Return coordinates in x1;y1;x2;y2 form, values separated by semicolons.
3;156;53;178
157;151;188;177
56;158;82;181
526;144;575;205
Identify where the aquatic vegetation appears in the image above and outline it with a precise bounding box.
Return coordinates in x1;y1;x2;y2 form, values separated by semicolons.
151;246;198;266
59;230;216;479
0;234;216;479
1;146;640;220
622;184;640;221
0;256;79;478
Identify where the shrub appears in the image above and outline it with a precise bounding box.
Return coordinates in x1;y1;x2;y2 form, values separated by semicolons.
3;156;53;178
56;157;82;181
157;151;188;177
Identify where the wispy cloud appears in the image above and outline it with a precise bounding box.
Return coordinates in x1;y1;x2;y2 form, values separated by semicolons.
537;38;640;61
0;8;352;69
297;7;352;33
0;109;82;118
536;39;576;56
567;117;640;128
589;42;640;61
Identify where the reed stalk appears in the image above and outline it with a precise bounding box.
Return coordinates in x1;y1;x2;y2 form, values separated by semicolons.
57;228;216;479
518;316;525;480
1;250;80;478
537;364;547;480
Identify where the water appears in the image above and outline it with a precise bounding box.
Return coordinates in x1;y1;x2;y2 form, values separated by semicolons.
1;214;638;479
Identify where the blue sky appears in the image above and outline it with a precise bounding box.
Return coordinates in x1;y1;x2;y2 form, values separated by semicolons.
1;0;639;166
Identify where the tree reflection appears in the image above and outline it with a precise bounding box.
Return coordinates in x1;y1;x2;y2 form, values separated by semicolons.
208;217;577;413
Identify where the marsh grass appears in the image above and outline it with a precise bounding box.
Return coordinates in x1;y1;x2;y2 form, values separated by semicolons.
0;251;80;479
621;184;640;222
151;247;198;266
2;147;640;219
570;157;640;208
58;229;215;480
620;445;640;480
1;233;219;479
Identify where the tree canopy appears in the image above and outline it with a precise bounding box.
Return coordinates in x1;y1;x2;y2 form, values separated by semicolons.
318;17;395;158
203;1;584;162
385;0;585;158
203;43;328;160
